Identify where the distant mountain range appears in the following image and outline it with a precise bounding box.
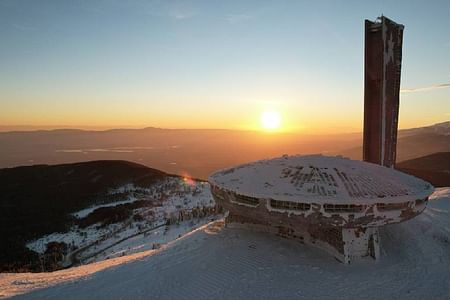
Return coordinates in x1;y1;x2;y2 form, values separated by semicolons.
0;127;362;179
0;121;449;179
339;121;450;162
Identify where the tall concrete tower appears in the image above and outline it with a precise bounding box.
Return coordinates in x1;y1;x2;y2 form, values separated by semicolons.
363;16;404;167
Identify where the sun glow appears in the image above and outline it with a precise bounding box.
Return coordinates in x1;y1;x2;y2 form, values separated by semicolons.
260;111;281;131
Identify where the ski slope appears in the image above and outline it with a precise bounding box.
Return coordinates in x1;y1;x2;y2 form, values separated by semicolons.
1;188;450;300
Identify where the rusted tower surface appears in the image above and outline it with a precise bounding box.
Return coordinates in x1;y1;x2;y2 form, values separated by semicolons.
363;16;404;167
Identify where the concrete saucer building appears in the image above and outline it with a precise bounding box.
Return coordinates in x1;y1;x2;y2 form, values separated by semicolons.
208;16;435;263
209;155;433;263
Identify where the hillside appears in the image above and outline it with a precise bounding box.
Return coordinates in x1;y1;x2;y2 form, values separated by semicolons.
0;161;168;272
340;133;450;162
1;188;449;299
396;152;450;187
398;121;450;137
338;121;450;162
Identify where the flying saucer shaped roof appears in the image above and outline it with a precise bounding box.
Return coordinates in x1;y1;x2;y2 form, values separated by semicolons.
209;155;433;205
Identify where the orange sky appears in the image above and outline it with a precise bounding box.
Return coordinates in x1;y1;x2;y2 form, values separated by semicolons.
1;1;449;134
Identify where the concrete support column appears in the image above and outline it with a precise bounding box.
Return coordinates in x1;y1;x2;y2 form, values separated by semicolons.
342;227;380;264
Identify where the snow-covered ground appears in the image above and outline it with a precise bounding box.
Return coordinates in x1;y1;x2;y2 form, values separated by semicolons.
429;187;450;201
26;177;216;263
1;187;450;299
71;196;138;219
82;218;215;264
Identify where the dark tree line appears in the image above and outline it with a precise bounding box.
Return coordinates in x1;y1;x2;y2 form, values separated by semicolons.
0;160;168;272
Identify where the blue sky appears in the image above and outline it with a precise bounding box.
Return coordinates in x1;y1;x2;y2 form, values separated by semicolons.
0;0;449;132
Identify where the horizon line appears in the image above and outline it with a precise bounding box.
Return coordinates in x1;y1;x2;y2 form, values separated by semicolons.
0;120;448;135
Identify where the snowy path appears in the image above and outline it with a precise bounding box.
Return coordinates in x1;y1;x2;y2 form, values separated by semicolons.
2;189;450;299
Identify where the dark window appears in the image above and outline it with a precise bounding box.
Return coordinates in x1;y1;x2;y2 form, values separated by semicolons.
415;198;427;206
323;204;365;213
270;199;311;211
376;202;410;211
233;194;260;207
213;192;225;201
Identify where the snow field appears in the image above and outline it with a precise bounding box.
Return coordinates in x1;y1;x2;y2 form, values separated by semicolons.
3;188;449;299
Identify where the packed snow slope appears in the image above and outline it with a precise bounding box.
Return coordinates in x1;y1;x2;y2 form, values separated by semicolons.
2;188;450;300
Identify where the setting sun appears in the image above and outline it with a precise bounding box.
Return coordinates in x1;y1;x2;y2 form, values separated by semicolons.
260;111;281;131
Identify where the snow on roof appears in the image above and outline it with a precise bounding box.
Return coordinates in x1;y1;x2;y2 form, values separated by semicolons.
209;155;434;205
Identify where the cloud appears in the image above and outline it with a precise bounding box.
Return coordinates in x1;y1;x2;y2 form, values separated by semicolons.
401;83;450;93
168;11;195;20
224;13;253;24
167;3;196;21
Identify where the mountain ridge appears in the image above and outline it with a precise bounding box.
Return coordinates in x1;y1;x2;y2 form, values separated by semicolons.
1;122;449;179
0;160;173;272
